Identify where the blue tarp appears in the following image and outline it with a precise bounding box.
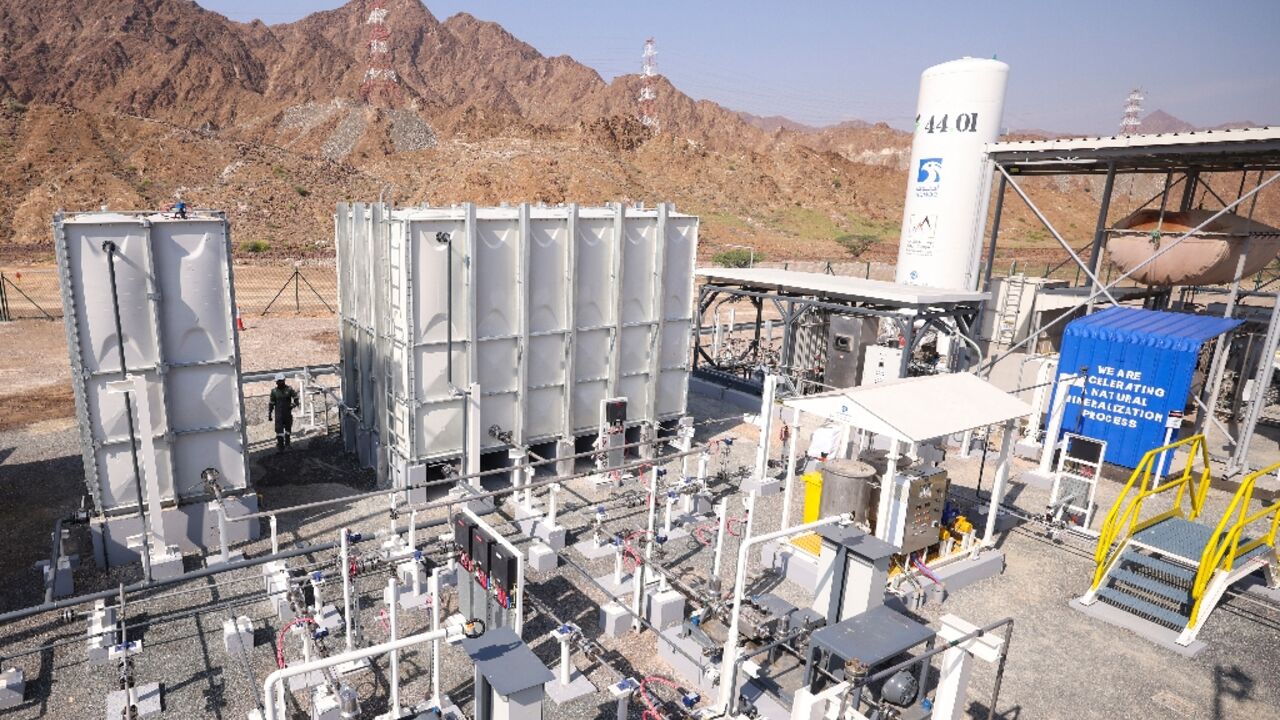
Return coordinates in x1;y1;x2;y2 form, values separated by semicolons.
1053;307;1242;468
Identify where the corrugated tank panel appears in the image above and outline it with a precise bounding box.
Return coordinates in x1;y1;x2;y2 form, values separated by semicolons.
336;203;697;483
1053;307;1241;467
54;211;250;513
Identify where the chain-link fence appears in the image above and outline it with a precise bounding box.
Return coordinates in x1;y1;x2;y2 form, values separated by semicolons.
0;261;340;321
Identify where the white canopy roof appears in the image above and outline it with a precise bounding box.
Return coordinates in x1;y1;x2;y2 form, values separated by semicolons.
783;372;1033;443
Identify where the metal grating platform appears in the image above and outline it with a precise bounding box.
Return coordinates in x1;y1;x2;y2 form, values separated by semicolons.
1131;517;1215;561
1097;587;1189;629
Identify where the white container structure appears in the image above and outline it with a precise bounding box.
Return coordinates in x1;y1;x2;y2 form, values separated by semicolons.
53;211;251;516
335;203;698;486
896;57;1009;291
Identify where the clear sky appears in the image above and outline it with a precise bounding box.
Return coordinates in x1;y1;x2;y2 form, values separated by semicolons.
197;0;1280;134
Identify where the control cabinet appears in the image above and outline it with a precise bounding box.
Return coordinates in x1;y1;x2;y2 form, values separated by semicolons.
894;468;949;554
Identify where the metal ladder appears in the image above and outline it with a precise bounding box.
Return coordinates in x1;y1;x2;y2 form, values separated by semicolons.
995;275;1026;346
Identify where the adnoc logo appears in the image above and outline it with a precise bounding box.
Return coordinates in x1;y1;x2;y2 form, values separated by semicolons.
917;158;943;183
915;157;942;198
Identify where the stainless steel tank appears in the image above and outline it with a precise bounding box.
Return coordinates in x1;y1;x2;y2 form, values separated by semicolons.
819;459;880;524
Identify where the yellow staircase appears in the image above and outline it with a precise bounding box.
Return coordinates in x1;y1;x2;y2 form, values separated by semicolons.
1079;435;1280;645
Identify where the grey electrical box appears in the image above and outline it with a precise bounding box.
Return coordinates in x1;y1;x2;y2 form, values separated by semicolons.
826;315;877;388
897;468;949;554
462;627;554;720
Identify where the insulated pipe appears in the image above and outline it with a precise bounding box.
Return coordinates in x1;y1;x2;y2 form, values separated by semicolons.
262;625;461;720
463;507;524;636
102;240;154;583
716;512;853;711
780;409;802;531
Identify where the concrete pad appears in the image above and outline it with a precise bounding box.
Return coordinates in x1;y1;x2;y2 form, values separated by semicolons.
646;589;686;629
572;538;620;560
594;572;634;600
741;475;781;496
106;682;162;718
528;543;558;573
1070;598;1206;657
599;602;629;638
545;669;597;704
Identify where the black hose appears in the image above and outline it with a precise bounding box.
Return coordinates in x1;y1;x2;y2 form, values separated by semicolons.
103;240;154;581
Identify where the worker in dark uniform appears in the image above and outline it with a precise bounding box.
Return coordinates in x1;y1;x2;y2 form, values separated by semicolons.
268;373;299;451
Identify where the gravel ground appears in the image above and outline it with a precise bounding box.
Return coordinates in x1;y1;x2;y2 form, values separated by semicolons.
3;336;1280;718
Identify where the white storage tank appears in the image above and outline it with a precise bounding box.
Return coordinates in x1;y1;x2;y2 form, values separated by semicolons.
53;210;252;517
895;57;1009;290
335;202;699;486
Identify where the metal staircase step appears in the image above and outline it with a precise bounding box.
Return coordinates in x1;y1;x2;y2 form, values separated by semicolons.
1110;568;1190;604
1235;541;1276;567
1119;549;1196;582
1097;587;1189;629
1131;517;1215;560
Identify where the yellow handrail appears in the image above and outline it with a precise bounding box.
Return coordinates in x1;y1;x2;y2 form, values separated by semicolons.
1188;462;1280;628
1090;435;1212;590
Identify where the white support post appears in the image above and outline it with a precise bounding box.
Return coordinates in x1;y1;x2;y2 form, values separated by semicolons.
386;578;402;719
663;491;675;536
269;515;279;555
557;631;573;685
547;483;560;527
711;499;729;579
932;615;1005;720
874;440;901;545
466;383;482;486
633;465;660;630
1036;373;1082;478
780;408;802;531
754;375;778;481
429;567;442;709
983;420;1018;546
340;529;354;652
696;450;710;491
613;544;626;586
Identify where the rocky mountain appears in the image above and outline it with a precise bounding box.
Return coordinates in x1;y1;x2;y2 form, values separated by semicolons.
0;0;1273;267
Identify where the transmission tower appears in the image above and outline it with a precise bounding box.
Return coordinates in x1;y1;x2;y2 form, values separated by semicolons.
1119;87;1144;135
638;38;659;132
360;0;401;107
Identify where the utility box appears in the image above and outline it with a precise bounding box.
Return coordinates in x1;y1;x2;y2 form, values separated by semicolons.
335;203;698;486
462;627;554;720
862;345;904;386
826;315;877;389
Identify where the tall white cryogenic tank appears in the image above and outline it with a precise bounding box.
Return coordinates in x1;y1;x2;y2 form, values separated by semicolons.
895;57;1008;290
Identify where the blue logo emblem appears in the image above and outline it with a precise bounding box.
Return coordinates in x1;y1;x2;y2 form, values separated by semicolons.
917;158;943;183
909;270;919;280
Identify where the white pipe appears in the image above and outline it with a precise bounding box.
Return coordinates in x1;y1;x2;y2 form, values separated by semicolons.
547;483;560;527
387;577;401;718
463;507;524;636
429;567;442;708
466;383;482;485
716;511;852;710
711;499;729;579
696;450;710;491
216;500;230;563
983;419;1018;546
558;634;572;685
408;509;417;551
663;492;675;536
340;529;353;652
269;515;279;556
753;375;778;481
874;441;902;544
1038;374;1081;476
632;465;660;630
780;409;801;530
613;544;626;586
262;625;459;720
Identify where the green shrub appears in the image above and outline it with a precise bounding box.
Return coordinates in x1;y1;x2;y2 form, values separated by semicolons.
712;248;760;268
294;185;310;197
834;233;875;258
241;239;270;253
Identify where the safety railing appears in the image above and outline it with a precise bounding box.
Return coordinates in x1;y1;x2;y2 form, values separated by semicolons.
1090;434;1213;590
1189;462;1280;627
